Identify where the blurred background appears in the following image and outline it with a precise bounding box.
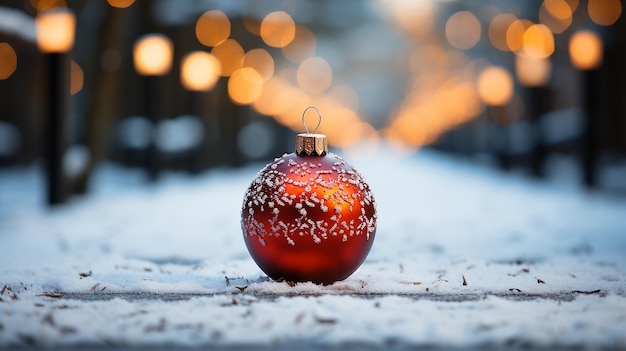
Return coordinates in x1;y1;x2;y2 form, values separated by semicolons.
1;0;625;206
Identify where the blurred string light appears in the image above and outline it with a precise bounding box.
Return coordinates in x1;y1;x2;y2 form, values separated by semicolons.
196;10;230;47
186;9;373;149
588;0;622;26
180;51;221;91
260;11;296;48
569;30;603;70
70;60;83;95
387;79;481;148
0;43;17;80
107;0;135;9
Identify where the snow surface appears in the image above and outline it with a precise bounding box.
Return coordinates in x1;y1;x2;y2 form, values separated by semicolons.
1;146;625;349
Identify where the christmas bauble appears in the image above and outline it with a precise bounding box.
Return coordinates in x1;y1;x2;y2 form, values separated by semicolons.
241;108;377;285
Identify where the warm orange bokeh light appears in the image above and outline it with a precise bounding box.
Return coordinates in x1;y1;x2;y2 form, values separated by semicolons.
243;49;274;81
133;34;173;76
35;10;76;53
544;0;572;19
515;55;552;87
253;77;293;116
243;17;261;36
196;10;230;47
0;43;17;80
228;67;263;105
588;0;622;26
540;0;573;33
211;39;244;77
70;60;83;95
30;0;66;12
386;1;435;40
329;85;360;111
180;51;221;91
569;30;603;70
297;56;332;94
477;67;513;106
388;79;481;149
282;25;317;63
260;11;296;48
566;0;580;11
445;11;481;50
107;0;135;8
506;19;533;53
489;14;517;51
522;24;555;59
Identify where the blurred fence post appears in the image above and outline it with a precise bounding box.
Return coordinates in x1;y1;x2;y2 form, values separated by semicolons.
133;34;173;181
36;9;76;206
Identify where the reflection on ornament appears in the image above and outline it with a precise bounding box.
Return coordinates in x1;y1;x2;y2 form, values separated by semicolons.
241;107;377;284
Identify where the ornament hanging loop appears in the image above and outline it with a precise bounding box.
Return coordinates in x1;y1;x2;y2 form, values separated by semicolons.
296;106;327;156
302;106;322;134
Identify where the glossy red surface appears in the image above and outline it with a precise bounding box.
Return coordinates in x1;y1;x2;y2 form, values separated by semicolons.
241;152;377;284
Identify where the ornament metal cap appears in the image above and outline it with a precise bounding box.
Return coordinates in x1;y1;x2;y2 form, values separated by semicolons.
296;106;328;156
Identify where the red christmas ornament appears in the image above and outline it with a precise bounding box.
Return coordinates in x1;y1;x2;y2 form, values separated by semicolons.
241;107;377;285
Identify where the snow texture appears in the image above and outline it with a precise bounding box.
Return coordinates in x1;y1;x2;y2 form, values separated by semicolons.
1;147;625;349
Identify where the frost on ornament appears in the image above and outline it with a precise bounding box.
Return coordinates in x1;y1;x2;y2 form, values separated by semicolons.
240;107;377;285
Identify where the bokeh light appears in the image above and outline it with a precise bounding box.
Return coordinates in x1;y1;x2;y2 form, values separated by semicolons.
133;34;173;76
35;9;76;53
569;30;603;70
445;11;481;50
506;19;533;53
196;10;230;47
297;56;332;94
243;49;274;81
515;55;552;87
70;60;83;95
29;0;66;12
243;17;261;36
281;25;316;63
211;39;244;77
228;67;263;105
252;76;299;117
477;66;513;106
522;24;555;59
180;51;221;91
539;0;572;33
588;0;622;26
384;1;435;40
0;43;18;80
107;0;135;9
260;11;296;48
489;14;518;51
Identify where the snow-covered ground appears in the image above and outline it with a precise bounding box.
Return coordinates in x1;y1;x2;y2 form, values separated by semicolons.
1;146;625;349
